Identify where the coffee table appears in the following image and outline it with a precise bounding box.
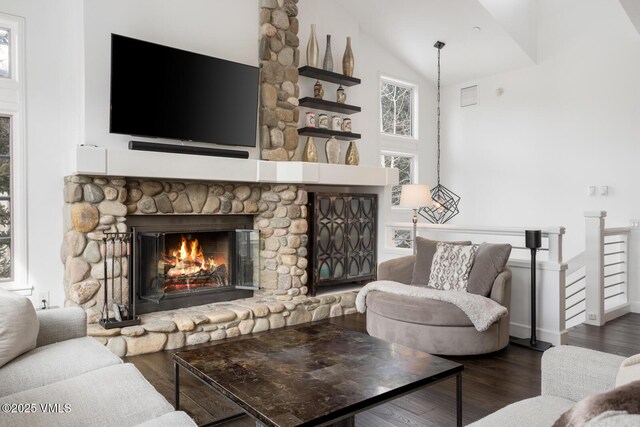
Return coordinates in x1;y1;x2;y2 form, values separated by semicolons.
173;323;463;427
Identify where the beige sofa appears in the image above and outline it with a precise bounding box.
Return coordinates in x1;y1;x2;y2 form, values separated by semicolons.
470;346;640;426
368;254;511;355
0;307;195;427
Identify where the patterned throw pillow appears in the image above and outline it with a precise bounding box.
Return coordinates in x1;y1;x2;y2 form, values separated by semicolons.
427;242;479;291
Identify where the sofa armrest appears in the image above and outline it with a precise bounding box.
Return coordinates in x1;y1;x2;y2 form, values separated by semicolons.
489;269;512;308
377;255;415;284
541;345;624;401
36;307;87;348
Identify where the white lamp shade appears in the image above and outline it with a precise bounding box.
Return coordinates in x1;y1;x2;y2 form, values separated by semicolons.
399;184;432;208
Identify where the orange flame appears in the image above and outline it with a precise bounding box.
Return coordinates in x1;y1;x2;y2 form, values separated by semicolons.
165;236;219;277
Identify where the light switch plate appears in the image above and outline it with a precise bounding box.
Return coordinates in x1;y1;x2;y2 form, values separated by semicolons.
587;186;596;196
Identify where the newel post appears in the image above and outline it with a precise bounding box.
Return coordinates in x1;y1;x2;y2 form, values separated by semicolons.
584;211;606;326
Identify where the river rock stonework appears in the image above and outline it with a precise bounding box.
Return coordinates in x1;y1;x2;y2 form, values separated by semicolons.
86;292;357;356
62;176;310;322
259;0;300;161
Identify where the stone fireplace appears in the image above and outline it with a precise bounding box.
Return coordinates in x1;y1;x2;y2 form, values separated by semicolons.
63;176;309;318
62;175;358;356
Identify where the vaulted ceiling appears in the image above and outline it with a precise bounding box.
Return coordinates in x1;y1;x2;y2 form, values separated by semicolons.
336;0;640;86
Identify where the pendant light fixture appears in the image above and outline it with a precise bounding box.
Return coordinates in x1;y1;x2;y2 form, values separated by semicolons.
419;41;461;224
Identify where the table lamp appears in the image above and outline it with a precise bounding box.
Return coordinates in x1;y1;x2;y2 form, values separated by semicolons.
399;185;432;255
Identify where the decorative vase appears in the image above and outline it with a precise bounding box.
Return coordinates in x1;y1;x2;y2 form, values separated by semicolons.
323;35;333;72
345;141;359;166
303;137;318;162
342;36;354;77
306;24;319;67
336;85;346;104
325;136;340;164
341;118;352;132
305;112;316;128
313;80;324;99
318;114;329;129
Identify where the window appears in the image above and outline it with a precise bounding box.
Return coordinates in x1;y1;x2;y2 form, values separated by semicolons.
381;153;415;206
0;116;9;280
0;27;8;78
392;229;412;249
380;78;416;138
0;13;25;292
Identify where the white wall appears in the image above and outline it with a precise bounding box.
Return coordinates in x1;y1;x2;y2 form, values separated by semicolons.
0;0;84;306
1;0;432;305
297;0;437;262
83;0;260;157
441;0;640;260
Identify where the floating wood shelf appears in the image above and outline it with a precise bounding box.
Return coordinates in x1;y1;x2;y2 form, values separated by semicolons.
298;66;361;86
298;97;361;115
298;127;361;141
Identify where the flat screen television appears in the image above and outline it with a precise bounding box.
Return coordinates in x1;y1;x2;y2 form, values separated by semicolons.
109;34;259;147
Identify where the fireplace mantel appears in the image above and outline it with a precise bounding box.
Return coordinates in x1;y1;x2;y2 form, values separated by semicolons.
73;145;399;186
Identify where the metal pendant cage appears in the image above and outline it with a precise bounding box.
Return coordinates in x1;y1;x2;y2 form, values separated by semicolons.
418;184;460;224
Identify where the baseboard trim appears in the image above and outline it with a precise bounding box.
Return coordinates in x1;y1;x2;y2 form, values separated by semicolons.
509;322;567;346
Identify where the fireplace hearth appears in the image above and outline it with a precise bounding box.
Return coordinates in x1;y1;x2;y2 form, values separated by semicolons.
128;215;258;314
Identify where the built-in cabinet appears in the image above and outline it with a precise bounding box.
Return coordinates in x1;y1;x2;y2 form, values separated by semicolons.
307;192;377;295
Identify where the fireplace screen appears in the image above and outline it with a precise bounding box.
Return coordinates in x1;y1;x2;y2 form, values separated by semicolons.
137;229;258;302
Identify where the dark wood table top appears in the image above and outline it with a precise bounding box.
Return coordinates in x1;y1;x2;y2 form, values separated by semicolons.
174;323;463;427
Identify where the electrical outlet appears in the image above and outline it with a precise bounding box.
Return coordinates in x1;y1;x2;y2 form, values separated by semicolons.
587;186;596;196
600;185;609;196
631;219;640;228
588;313;596;320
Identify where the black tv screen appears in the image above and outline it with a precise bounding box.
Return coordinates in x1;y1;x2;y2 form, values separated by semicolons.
109;34;259;147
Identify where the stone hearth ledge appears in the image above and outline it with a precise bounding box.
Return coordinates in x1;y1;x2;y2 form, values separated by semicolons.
89;292;357;356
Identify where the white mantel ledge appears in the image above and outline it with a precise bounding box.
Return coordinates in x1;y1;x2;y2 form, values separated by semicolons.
72;145;399;186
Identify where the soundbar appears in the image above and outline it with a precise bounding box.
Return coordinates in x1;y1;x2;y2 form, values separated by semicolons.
128;141;250;159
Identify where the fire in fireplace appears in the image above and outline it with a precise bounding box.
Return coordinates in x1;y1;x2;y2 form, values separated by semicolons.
127;215;258;314
161;234;229;293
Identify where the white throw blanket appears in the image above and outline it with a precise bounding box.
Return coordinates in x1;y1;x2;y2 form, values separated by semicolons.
356;280;507;332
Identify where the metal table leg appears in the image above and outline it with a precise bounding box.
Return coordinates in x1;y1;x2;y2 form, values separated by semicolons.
456;373;462;427
174;362;180;410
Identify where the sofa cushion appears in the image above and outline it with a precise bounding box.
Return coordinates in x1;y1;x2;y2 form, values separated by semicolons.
0;336;122;397
0;363;175;427
366;290;473;327
469;395;575;427
616;353;640;387
411;237;471;286
0;289;39;368
467;243;512;296
427;243;478;291
553;380;640;427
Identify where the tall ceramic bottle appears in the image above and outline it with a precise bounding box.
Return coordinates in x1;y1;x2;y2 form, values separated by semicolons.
345;141;359;165
342;36;354;77
323;35;334;72
325;136;340;164
306;24;319;67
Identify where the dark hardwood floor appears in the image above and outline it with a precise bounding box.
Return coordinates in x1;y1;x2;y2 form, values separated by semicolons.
125;313;640;426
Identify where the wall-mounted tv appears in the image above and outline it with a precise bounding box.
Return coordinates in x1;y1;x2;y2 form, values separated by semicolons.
109;34;259;148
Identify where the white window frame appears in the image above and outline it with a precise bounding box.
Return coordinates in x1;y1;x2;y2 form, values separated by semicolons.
379;75;419;141
380;150;418;210
0;13;28;293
